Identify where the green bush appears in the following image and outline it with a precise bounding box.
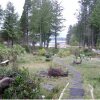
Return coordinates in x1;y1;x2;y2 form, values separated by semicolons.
48;48;59;55
0;67;7;76
2;68;41;99
12;44;26;55
57;49;71;57
39;48;46;56
0;44;10;61
22;45;30;53
82;48;96;57
70;39;79;46
45;58;51;62
0;44;26;62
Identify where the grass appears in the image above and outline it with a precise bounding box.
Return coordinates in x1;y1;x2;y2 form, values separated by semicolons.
17;54;50;73
76;60;100;99
71;57;100;99
17;53;69;99
40;77;68;99
16;52;100;99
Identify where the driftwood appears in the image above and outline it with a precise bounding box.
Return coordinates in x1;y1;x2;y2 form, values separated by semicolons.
0;77;14;95
0;60;9;66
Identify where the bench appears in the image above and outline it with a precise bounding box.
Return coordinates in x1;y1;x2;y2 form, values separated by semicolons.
0;60;9;66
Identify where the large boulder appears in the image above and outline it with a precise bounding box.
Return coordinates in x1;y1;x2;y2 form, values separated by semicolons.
0;77;14;94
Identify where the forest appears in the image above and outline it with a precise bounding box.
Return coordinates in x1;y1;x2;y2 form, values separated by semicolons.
0;0;64;49
67;0;100;48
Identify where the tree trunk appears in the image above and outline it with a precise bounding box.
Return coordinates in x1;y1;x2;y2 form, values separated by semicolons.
55;31;57;49
46;40;49;48
40;33;43;47
11;38;14;47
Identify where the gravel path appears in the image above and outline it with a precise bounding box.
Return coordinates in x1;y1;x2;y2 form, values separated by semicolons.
53;57;84;99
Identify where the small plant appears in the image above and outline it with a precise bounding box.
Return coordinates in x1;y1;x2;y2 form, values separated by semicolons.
45;53;52;61
57;49;71;57
46;87;59;99
45;53;51;58
47;48;59;55
12;44;26;55
81;48;96;57
39;48;46;56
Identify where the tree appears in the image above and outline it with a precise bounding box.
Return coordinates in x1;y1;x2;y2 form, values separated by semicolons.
20;0;31;46
90;0;100;47
67;25;73;45
2;2;19;46
0;5;3;24
52;0;64;49
30;0;54;48
0;5;3;42
70;0;99;48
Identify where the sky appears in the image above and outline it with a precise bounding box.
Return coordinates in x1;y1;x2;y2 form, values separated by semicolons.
0;0;80;38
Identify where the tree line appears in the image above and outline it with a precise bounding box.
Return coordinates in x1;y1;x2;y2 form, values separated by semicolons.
0;0;64;49
67;0;100;49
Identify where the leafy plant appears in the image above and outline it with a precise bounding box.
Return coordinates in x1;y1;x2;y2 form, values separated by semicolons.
39;48;46;56
57;49;71;57
22;45;30;53
45;53;52;61
2;68;41;99
12;44;26;55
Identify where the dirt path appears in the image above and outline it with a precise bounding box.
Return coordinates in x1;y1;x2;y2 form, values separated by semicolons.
53;57;84;99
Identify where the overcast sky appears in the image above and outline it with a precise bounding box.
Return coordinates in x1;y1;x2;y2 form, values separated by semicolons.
0;0;80;37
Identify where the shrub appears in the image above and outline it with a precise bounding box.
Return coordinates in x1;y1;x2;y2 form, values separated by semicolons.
82;48;96;57
0;67;7;77
57;49;71;57
39;48;46;56
48;67;63;77
45;53;52;61
0;44;26;62
22;45;30;53
0;45;10;61
12;44;26;55
45;53;52;58
2;68;41;99
45;58;51;62
46;87;59;99
47;48;59;55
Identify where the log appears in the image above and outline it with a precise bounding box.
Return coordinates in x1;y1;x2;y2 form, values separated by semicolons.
0;77;14;94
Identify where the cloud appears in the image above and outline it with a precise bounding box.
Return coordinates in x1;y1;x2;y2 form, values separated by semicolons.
0;0;25;16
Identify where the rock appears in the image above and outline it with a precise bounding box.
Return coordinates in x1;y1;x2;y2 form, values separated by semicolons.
0;77;14;94
38;71;48;77
62;71;68;77
42;83;55;91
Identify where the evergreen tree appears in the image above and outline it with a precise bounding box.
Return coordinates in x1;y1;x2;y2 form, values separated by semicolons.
30;0;54;47
2;2;19;46
0;5;3;24
52;0;64;49
20;0;31;45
